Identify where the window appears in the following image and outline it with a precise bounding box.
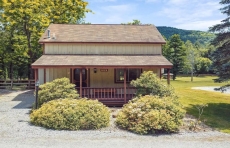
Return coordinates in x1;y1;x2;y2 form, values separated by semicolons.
115;69;141;83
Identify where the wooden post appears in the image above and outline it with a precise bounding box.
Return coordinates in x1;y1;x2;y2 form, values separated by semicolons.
34;69;38;82
44;69;46;83
10;79;13;89
160;68;162;79
72;68;75;84
70;68;72;83
80;68;82;97
124;68;127;103
28;79;31;89
167;69;170;85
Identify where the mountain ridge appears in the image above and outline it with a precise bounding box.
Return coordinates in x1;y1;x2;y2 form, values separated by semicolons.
156;26;215;45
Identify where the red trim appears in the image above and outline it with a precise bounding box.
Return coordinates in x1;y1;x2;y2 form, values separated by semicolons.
160;68;162;79
114;69;116;84
80;69;82;97
70;68;72;83
124;69;127;103
88;69;90;87
39;41;166;44
32;65;173;69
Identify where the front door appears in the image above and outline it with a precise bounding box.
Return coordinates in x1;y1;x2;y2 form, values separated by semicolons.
74;68;88;87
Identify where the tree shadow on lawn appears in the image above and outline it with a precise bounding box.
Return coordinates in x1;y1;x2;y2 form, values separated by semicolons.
185;103;230;132
12;90;35;109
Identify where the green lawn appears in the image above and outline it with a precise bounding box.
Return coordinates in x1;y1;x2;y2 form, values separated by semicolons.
170;76;230;133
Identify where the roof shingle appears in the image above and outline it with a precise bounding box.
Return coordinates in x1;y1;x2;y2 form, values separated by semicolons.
32;55;172;68
39;24;166;43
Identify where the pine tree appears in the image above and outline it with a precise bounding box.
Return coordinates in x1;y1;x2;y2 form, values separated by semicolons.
209;0;230;82
164;34;186;80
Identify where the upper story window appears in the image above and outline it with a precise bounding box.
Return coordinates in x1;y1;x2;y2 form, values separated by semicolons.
115;69;141;83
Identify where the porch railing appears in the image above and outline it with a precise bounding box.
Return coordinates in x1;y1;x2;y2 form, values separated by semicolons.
76;87;137;101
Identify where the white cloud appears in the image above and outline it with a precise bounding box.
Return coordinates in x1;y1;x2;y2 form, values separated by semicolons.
168;0;189;5
101;4;137;23
103;4;135;13
158;0;223;30
145;0;157;3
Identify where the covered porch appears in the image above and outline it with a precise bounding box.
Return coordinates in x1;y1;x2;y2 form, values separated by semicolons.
32;55;173;106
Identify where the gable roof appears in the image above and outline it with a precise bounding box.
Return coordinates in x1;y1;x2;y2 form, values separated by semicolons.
39;24;166;44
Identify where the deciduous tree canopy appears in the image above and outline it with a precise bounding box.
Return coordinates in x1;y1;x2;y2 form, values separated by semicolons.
0;0;91;79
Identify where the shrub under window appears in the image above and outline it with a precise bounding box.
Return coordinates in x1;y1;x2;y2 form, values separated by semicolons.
37;77;79;108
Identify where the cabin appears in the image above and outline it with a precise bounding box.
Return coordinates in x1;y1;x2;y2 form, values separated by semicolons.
32;24;173;106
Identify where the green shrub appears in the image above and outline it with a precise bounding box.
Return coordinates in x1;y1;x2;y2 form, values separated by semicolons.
116;95;185;134
30;98;110;130
37;77;79;108
131;71;176;98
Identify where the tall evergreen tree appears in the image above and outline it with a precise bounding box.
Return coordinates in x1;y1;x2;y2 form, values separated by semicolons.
164;34;186;80
209;0;230;82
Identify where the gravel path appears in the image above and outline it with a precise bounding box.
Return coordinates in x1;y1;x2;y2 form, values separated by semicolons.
0;90;230;148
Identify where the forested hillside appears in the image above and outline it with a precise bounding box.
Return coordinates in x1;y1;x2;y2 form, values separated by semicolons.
157;26;215;45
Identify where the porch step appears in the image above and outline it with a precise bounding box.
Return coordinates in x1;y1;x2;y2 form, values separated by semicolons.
99;99;132;107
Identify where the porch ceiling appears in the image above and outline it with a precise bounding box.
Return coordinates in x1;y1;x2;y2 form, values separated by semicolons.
31;55;173;68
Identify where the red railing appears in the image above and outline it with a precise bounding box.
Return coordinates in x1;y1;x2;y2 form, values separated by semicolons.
76;87;137;101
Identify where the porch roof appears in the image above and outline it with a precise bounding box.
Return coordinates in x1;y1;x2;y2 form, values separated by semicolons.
31;55;173;68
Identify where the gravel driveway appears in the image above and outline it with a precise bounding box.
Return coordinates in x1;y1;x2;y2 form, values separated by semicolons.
0;90;230;148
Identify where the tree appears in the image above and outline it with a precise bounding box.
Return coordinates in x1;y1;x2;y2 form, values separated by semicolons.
0;0;91;79
122;19;142;25
195;57;212;75
209;0;230;82
164;34;186;80
183;41;200;81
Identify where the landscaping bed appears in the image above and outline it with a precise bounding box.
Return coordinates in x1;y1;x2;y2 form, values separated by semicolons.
0;90;230;148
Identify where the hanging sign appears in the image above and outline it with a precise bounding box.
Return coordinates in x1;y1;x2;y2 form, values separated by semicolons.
100;69;108;72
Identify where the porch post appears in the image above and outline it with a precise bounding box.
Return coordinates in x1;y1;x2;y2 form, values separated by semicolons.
70;68;72;83
124;68;127;103
44;68;46;83
80;68;82;97
160;68;162;79
167;69;170;85
70;68;74;83
34;69;38;81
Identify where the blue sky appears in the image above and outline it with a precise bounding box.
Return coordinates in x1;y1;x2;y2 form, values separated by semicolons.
84;0;224;31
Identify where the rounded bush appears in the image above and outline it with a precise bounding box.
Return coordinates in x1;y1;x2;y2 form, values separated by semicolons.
116;95;185;134
37;77;79;108
131;71;177;98
30;99;110;130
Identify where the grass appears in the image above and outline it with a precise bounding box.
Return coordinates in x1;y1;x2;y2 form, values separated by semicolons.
170;76;230;133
